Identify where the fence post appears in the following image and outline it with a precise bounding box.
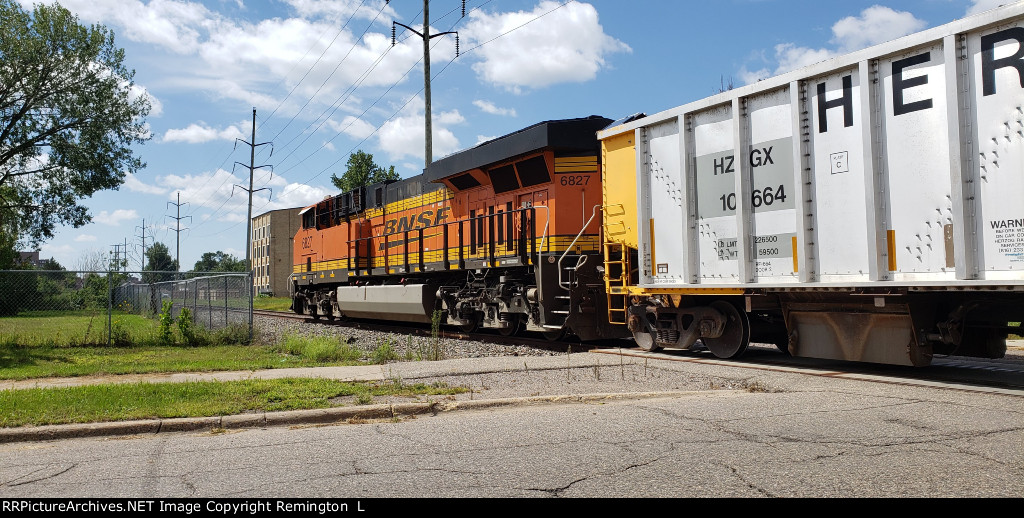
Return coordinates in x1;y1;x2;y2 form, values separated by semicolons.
248;271;253;342
107;271;112;346
224;276;228;326
208;277;213;328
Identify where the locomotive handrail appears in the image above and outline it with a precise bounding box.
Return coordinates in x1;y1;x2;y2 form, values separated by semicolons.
557;204;603;292
341;205;544;275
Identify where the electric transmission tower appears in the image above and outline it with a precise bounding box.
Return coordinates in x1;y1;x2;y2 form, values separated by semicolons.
135;219;150;272
166;192;191;276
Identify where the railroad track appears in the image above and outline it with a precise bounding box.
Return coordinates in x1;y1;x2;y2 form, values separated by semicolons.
251;309;1024;392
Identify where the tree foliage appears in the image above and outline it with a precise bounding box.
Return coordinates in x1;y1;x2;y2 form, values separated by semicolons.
329;150;400;192
142;242;177;283
0;0;151;248
192;251;246;273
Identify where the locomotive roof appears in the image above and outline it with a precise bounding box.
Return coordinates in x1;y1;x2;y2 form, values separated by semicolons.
423;116;612;182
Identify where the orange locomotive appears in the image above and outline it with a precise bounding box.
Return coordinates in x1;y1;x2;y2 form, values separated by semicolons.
290;116;629;341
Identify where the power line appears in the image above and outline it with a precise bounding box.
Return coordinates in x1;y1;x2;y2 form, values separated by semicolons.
263;0;376;144
193;0;562;238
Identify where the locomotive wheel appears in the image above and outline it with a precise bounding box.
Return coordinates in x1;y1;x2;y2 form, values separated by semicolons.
458;317;480;333
702;301;749;359
498;316;523;337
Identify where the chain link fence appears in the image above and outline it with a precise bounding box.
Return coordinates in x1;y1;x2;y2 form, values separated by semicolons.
0;270;252;346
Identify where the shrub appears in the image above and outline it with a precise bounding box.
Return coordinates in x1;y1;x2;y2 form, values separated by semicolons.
177;307;204;346
371;337;399;364
158;300;176;345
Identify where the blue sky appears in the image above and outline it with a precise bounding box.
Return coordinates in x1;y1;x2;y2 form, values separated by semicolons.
23;0;1012;271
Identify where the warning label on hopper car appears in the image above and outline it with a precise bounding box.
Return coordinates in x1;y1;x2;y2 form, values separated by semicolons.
991;219;1024;262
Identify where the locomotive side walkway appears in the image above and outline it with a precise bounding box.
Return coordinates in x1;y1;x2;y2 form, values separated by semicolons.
2;341;1023;444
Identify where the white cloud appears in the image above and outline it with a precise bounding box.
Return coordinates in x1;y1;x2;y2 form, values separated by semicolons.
73;234;97;242
39;244;75;264
830;6;927;53
163;123;246;143
93;209;138;226
34;0;215;54
473;100;516;117
967;0;1015;15
462;1;630;90
283;0;396;21
161;169;245;212
376;96;463;161
742;6;927;82
159;168;329;223
38;0;423;115
738;67;770;85
772;44;837;75
328;115;377;140
475;135;498;146
123;174;168;195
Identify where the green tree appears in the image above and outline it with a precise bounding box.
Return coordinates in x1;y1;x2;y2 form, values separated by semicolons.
0;0;151;248
142;242;177;283
329;150;400;192
192;251;246;273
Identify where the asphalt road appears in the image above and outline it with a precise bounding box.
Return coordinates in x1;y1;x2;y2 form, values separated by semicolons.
1;351;1021;498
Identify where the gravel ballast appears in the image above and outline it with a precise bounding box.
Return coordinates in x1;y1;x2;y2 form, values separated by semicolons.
253;315;567;360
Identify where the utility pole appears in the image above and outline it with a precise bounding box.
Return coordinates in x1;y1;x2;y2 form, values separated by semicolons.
109;244;118;272
109;243;121;272
393;0;463;167
166;192;191;277
233;108;273;342
135;220;149;272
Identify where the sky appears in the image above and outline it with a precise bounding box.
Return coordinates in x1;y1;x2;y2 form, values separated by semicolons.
20;0;1016;271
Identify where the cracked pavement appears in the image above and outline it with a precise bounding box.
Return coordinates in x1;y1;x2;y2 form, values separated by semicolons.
1;352;1021;498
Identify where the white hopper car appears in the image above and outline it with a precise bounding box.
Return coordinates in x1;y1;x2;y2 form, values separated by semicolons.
598;3;1024;366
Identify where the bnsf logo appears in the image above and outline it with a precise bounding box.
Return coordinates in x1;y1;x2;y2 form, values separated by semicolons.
382;207;450;235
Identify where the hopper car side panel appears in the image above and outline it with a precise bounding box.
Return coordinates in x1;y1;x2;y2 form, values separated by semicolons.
599;4;1024;365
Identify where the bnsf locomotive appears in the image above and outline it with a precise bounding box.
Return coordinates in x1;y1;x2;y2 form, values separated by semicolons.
292;5;1024;366
290;116;629;342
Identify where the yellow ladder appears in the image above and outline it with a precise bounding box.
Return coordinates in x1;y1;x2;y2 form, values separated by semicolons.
601;203;630;325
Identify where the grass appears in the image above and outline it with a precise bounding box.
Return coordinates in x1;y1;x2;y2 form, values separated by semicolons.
0;378;469;428
0;342;335;380
253;296;293;312
277;334;364;363
0;310;156;347
0;330;422;381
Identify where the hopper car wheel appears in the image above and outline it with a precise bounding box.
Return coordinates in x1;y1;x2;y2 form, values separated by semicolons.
632;329;661;352
498;316;524;337
542;328;567;342
702;301;750;359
